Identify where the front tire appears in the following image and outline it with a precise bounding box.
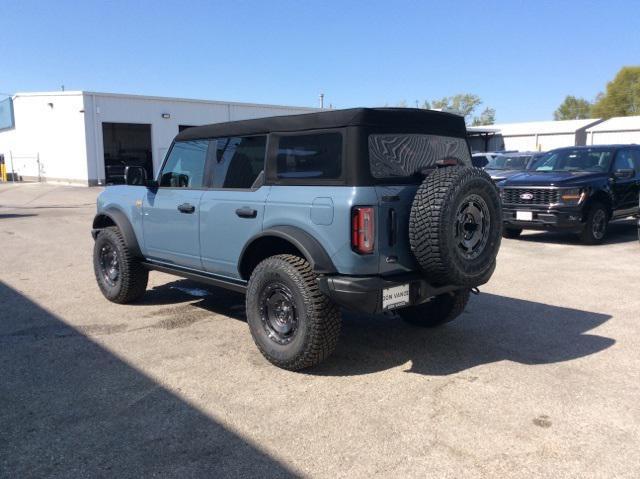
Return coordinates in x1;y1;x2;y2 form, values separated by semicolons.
93;226;148;303
246;254;341;370
397;289;470;327
579;202;608;245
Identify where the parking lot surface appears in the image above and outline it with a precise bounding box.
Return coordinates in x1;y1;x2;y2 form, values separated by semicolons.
1;183;639;478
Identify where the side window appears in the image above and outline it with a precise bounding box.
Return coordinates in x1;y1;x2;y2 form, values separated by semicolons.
613;150;635;172
629;149;640;173
211;136;266;189
159;140;208;188
276;133;342;180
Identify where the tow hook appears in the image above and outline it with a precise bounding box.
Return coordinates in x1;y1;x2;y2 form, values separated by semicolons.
471;287;480;295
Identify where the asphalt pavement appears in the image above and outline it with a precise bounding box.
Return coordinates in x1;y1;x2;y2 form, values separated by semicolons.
1;183;639;478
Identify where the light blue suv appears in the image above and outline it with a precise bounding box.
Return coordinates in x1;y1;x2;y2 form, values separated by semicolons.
92;108;502;370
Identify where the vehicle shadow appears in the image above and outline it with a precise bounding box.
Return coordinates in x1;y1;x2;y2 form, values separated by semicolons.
142;280;614;378
0;281;298;478
515;219;637;245
0;213;38;219
139;280;247;314
313;293;614;376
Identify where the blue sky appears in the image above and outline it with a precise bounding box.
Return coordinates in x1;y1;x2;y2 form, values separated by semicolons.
2;0;639;122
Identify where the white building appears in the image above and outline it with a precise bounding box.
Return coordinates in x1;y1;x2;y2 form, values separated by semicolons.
477;118;605;152
0;91;316;185
585;116;640;145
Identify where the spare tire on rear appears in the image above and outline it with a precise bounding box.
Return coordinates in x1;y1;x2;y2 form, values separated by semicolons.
409;166;502;287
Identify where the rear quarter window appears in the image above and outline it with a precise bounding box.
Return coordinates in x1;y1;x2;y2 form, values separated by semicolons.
276;133;342;180
369;134;470;179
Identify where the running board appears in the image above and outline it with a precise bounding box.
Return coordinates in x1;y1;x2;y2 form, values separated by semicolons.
141;261;247;293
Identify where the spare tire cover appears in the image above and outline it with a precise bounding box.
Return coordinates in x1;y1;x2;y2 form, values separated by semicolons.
409;166;502;287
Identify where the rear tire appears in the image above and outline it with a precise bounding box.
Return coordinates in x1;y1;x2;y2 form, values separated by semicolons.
93;226;148;303
503;227;523;239
398;289;470;327
246;254;341;370
409;166;502;287
579;202;608;245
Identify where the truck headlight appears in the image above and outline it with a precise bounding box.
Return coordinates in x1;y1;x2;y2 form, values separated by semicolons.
560;188;585;205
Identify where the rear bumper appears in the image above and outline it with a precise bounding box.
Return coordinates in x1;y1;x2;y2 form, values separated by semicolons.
503;205;584;232
317;273;461;315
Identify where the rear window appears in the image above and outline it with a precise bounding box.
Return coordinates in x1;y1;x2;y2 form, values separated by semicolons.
487;155;531;171
369;134;470;178
276;133;342;180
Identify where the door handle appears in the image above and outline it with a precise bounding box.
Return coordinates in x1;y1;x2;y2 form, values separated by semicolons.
388;208;397;246
235;207;257;218
177;203;196;214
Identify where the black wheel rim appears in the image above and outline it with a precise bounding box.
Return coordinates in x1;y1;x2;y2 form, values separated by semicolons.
454;194;491;260
99;243;120;287
592;209;606;240
258;282;298;345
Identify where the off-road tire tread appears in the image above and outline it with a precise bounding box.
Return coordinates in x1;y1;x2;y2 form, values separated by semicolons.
93;226;148;304
246;254;341;371
398;289;470;327
409;166;501;286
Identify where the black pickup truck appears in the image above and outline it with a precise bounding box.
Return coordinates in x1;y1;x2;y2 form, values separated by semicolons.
499;145;640;244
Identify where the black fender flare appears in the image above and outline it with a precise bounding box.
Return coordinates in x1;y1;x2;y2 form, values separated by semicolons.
583;188;614;220
92;208;142;258
239;226;337;277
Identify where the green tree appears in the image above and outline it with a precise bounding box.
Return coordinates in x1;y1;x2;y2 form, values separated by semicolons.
427;94;486;124
395;93;495;124
472;107;496;126
591;66;640;118
553;96;592;120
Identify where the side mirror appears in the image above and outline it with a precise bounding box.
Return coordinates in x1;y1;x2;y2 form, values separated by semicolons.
614;168;635;179
124;166;147;185
124;166;158;188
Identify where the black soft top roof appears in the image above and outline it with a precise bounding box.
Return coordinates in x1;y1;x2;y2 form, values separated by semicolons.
175;107;467;141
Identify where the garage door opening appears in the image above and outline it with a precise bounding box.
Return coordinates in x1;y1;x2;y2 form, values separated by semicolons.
102;122;153;184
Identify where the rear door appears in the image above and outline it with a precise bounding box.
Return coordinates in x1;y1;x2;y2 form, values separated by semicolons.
611;148;639;216
142;139;208;269
199;135;269;279
629;148;640;216
375;184;419;275
368;132;472;274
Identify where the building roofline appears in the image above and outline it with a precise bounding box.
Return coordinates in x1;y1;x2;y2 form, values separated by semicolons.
12;90;318;111
486;118;603;136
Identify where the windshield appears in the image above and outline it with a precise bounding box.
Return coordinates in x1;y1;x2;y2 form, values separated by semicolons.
533;149;613;172
368;134;470;179
486;154;532;171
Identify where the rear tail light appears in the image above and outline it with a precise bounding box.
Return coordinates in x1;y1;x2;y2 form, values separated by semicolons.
351;206;375;254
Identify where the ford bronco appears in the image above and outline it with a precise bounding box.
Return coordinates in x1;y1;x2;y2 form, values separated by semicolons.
92;108;502;370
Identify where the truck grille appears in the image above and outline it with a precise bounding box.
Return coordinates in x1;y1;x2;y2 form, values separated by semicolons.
502;188;560;206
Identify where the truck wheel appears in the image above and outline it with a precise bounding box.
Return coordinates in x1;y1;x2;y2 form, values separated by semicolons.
579;202;608;245
398;289;470;327
246;254;341;371
409;166;502;287
93;226;148;303
503;227;523;239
